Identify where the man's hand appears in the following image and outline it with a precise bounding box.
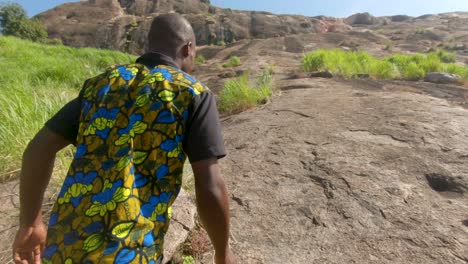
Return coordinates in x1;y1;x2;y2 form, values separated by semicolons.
214;247;237;264
12;224;47;264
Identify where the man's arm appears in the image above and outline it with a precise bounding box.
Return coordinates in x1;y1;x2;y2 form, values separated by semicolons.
19;127;71;226
13;128;71;264
191;158;236;264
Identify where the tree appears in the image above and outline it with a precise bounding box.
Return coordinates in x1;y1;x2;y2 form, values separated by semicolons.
0;2;27;35
0;2;48;42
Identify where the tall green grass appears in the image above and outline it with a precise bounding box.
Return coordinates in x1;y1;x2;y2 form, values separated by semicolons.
218;69;273;114
0;36;135;179
301;49;467;81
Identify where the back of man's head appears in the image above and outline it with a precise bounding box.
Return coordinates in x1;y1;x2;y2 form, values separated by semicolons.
148;13;195;56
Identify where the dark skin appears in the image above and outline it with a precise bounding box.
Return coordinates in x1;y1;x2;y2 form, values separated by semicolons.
13;23;236;264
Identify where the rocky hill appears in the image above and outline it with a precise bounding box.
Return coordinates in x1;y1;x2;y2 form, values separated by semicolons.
1;2;465;263
37;0;350;54
38;0;468;57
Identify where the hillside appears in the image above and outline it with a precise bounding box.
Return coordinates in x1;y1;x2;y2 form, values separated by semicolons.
1;1;468;263
0;36;135;179
37;0;468;58
37;0;346;53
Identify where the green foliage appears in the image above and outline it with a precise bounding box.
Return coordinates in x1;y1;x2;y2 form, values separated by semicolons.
223;56;241;68
415;27;426;34
218;69;274;114
300;51;325;72
182;255;195;264
216;40;226;46
401;62;425;81
0;2;27;33
301;49;467;81
0;36;135;177
444;63;468;78
195;54;206;65
0;3;48;42
434;49;456;63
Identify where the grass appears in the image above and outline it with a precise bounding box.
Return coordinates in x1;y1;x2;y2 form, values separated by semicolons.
301;48;468;81
218;69;274;114
195;54;206;65
222;56;241;68
0;36;135;179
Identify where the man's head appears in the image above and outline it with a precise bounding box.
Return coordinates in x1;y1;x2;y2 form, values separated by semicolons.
148;13;196;73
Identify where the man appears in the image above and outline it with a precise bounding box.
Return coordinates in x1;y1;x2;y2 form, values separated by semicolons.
12;13;236;264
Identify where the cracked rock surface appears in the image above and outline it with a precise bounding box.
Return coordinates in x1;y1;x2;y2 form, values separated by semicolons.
219;78;468;264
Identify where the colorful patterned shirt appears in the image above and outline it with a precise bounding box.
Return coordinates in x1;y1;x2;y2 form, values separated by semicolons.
42;53;225;264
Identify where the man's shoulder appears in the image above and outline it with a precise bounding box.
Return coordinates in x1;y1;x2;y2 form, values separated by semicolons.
84;63;149;85
149;65;210;96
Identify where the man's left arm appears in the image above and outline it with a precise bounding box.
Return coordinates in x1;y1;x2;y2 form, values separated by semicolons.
13;127;72;264
13;96;81;264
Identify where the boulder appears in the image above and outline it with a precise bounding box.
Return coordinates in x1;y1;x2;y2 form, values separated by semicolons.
424;72;461;84
344;12;379;25
390;15;413;22
309;71;333;78
162;189;197;263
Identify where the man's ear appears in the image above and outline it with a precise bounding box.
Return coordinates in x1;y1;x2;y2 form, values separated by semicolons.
182;42;193;58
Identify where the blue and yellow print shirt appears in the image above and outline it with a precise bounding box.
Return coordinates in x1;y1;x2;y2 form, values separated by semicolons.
42;53;226;264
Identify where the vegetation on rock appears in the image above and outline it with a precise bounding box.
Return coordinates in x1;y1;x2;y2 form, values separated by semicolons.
301;49;467;81
218;69;273;114
223;56;241;68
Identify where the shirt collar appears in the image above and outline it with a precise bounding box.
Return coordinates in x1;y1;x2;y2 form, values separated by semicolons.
136;52;179;69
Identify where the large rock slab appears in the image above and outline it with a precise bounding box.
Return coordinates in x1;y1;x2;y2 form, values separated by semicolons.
220;78;468;263
163;189;197;263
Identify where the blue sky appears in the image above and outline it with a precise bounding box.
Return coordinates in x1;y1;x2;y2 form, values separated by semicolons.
16;0;468;18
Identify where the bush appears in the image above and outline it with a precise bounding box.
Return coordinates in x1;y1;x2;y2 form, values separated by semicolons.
301;51;325;72
195;54;206;65
434;49;456;63
444;64;468;78
0;2;27;34
0;3;48;42
223;56;241;68
402;62;425;81
218;69;273;114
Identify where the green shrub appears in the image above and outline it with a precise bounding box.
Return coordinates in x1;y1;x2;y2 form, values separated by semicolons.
223;56;241;68
216;40;226;46
401;62;425;81
369;60;397;80
0;3;48;42
218;70;273;114
301;51;325;72
434;49;456;63
444;64;468;78
195;54;206;65
182;255;195;264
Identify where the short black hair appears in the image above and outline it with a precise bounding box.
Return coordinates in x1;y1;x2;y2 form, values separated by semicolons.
148;13;195;52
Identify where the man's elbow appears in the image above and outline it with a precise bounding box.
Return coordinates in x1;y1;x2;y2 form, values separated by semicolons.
23;128;67;159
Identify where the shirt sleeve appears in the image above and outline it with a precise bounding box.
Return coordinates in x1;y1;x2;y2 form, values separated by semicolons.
45;97;81;144
183;90;226;163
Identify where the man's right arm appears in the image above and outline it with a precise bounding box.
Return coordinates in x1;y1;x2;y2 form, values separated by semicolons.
191;158;236;264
